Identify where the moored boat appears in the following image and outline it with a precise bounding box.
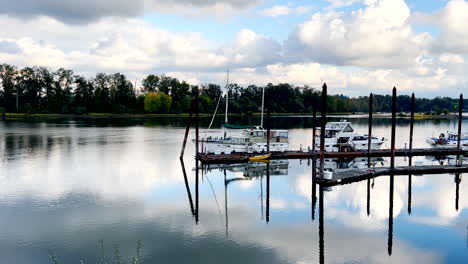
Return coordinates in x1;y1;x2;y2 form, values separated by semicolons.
314;121;385;152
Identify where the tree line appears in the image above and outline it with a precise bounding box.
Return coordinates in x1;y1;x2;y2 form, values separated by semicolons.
0;64;466;115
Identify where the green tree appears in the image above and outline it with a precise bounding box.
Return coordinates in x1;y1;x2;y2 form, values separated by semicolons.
142;74;160;92
0;64;18;111
144;92;172;113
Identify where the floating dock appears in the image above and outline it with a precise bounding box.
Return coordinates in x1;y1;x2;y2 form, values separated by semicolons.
317;164;468;187
198;148;468;164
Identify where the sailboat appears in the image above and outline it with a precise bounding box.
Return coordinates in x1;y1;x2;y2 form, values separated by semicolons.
200;71;289;155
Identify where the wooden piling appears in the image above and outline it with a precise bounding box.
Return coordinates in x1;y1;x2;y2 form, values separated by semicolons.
391;87;397;169
267;109;271;153
195;87;200;157
368;93;373;166
409;94;415;154
312;94;317;153
320;83;328;177
457;94;463;150
180;102;193;159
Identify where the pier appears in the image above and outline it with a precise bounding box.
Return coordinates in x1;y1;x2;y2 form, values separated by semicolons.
181;84;467;181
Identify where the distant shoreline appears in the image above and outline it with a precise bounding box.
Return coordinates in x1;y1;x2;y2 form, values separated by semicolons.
1;112;465;120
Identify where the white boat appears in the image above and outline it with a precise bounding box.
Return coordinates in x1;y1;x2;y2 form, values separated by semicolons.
198;71;289;155
426;132;468;149
314;121;385;152
202;127;289;154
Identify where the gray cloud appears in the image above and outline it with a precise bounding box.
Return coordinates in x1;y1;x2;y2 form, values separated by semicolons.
0;0;260;24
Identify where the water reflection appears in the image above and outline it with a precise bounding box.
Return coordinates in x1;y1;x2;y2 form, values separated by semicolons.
1;120;468;263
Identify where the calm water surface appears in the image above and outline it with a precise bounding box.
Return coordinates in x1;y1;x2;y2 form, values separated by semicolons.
0;117;467;263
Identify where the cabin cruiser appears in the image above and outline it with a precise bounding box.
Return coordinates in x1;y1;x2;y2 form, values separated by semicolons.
426;132;468;149
201;127;289;154
314;121;385;152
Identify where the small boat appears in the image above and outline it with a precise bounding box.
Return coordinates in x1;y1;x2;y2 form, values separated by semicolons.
249;153;271;161
426;132;468;148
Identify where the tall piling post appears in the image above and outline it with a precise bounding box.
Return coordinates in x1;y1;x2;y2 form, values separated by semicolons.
195;87;200;157
367;93;373;166
180;102;193;159
320;83;328;177
408;93;415;215
312;94;317;154
409;94;415;156
457;94;463;151
391;87;397;169
267;109;271;153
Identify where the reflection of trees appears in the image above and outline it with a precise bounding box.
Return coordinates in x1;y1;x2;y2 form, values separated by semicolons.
48;240;143;264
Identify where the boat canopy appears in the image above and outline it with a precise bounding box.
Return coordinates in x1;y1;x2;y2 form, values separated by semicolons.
325;122;354;132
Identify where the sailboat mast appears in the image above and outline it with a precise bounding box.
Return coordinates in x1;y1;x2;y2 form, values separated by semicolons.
261;86;265;128
225;70;229;125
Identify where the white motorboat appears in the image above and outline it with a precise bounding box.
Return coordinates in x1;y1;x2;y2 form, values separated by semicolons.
426;131;468;149
314;121;385;152
201;127;289;154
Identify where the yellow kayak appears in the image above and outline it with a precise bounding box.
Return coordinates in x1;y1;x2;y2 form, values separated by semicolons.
249;153;271;161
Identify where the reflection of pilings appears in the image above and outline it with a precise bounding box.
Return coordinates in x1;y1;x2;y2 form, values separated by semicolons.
224;169;228;236
368;93;373;166
391;87;397;169
261;175;264;220
312;156;317;221
455;173;461;211
266;163;270;223
180;158;195;216
320;83;328;178
319;186;325;264
367;178;371;216
388;174;394;256
195;159;199;223
408;173;412;215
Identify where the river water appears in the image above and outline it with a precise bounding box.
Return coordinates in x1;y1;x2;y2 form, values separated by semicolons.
0;117;467;263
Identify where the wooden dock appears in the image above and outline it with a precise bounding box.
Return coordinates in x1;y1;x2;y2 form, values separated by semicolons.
317;164;468;187
198;148;468;164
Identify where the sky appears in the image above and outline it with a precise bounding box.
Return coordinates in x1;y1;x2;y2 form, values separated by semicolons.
0;0;467;97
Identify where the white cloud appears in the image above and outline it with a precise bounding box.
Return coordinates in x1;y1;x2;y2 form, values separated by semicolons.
326;0;362;9
260;5;313;17
286;0;432;68
413;0;468;54
260;5;292;17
